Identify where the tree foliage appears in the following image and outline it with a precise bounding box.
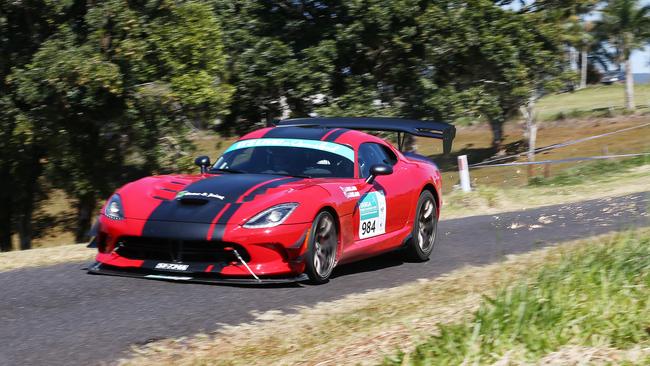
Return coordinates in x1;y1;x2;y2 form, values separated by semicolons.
2;0;632;251
595;0;650;110
1;0;233;248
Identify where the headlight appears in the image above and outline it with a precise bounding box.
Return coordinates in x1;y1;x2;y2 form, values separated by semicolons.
104;194;124;220
243;203;298;228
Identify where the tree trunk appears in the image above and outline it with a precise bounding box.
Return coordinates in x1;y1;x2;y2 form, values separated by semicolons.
403;133;417;153
521;95;538;180
488;118;505;154
0;163;13;251
74;194;96;243
623;58;635;111
17;209;33;251
0;196;12;252
580;48;588;90
522;98;537;161
17;149;44;250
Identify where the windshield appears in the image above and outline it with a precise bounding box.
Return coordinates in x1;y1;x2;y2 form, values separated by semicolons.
212;138;355;178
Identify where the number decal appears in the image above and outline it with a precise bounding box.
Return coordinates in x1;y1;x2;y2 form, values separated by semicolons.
358;191;386;239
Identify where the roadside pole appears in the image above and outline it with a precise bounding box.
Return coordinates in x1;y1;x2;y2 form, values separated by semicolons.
458;155;471;192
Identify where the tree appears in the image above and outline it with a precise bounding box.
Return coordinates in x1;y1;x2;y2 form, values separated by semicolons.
0;0;82;251
209;0;339;132
417;0;573;149
596;0;650;110
12;1;234;244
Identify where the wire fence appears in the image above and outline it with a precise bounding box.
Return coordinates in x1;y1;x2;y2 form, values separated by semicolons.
468;121;650;169
470;152;650;169
455;122;650;191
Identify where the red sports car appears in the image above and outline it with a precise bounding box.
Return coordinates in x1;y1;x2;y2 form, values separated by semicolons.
88;117;455;284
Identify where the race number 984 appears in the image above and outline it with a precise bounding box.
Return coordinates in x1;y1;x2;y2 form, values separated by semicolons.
360;220;376;236
358;191;386;239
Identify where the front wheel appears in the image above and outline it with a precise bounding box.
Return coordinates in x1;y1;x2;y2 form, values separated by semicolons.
404;191;438;261
304;211;338;284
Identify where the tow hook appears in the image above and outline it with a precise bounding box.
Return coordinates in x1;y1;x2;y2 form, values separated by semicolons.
225;247;261;283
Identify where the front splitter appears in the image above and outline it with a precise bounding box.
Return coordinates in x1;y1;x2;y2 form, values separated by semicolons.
87;262;308;285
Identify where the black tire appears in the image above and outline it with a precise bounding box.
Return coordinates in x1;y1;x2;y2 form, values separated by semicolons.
404;190;438;262
304;211;338;284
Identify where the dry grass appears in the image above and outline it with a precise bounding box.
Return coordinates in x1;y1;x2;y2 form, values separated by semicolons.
535;345;650;366
485;345;650;366
0;243;94;272
535;83;650;121
120;230;648;366
441;165;650;220
422;115;650;193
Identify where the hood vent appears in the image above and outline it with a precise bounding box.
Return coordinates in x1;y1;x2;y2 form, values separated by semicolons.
178;197;209;205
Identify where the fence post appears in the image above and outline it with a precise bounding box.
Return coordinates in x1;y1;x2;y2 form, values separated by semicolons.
543;163;551;178
458;155;472;192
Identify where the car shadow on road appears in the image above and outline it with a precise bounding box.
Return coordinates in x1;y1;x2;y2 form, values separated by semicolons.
330;250;407;280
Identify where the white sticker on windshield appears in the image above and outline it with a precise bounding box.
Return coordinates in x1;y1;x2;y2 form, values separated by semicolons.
358;191;386;239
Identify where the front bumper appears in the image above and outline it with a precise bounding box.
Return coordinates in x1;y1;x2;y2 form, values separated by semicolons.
88;262;308;284
91;215;312;281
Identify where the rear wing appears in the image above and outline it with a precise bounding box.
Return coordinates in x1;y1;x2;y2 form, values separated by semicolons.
277;117;456;154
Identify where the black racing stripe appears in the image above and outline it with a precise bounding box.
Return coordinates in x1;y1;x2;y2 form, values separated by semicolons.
142;174;280;239
242;177;302;202
210;203;242;241
212;177;304;240
141;221;218;240
323;128;349;142
262;126;330;140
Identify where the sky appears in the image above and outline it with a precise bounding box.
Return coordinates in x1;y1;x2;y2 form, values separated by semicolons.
630;0;650;73
631;48;649;73
594;0;650;73
507;1;650;73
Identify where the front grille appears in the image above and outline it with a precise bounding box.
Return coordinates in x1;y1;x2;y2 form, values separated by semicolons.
115;236;250;263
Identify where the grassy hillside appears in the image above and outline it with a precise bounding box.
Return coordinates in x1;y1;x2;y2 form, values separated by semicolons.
384;231;650;365
120;229;650;365
536;83;650;121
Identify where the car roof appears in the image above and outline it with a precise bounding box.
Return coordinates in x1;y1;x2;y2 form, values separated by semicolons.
239;126;391;149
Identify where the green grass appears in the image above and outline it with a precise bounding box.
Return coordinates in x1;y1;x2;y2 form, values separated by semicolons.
529;155;650;186
383;231;650;365
536;84;650;121
528;155;650;187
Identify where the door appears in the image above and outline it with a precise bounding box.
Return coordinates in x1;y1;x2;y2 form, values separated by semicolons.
355;142;410;239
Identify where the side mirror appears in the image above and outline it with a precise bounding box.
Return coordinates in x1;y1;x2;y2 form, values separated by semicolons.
366;164;393;184
194;155;211;174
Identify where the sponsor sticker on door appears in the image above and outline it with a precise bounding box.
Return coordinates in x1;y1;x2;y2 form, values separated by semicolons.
358;191;386;239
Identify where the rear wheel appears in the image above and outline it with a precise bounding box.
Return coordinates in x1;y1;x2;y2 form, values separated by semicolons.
304;211;338;284
404;191;438;261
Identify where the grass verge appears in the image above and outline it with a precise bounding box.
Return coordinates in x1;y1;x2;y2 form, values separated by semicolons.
120;229;650;366
384;231;650;365
442;163;650;219
0;244;94;272
528;155;650;187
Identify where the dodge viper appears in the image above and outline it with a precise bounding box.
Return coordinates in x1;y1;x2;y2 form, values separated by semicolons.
88;117;456;284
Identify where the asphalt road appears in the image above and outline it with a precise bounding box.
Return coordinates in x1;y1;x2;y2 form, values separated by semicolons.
1;192;648;366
